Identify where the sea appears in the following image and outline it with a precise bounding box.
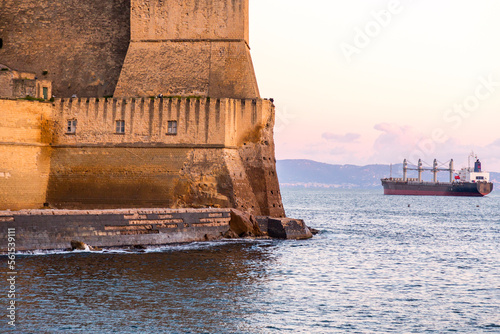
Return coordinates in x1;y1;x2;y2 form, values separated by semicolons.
1;188;499;333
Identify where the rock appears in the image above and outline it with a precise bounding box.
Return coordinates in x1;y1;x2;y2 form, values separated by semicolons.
308;227;320;235
254;216;269;235
229;209;264;237
203;234;219;241
70;240;101;251
223;229;239;239
267;218;313;240
70;240;89;251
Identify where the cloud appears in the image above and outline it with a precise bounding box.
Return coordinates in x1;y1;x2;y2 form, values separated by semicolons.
329;147;348;155
486;138;500;148
322;132;361;143
372;123;421;153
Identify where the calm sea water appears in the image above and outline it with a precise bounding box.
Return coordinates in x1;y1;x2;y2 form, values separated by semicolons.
1;188;499;333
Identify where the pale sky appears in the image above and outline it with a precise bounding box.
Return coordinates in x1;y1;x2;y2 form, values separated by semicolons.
250;0;500;172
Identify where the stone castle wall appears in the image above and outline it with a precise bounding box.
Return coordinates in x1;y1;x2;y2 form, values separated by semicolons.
0;0;131;97
0;100;53;210
0;98;285;217
51;97;270;147
114;0;258;98
0;0;283;218
129;0;249;41
0;0;258;99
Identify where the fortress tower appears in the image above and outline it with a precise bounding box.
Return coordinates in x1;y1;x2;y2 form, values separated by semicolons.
0;0;131;98
114;0;260;99
0;0;259;99
0;0;285;218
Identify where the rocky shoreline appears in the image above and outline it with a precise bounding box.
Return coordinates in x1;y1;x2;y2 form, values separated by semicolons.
0;208;314;253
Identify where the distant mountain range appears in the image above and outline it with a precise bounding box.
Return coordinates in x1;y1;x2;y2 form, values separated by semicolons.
276;159;500;190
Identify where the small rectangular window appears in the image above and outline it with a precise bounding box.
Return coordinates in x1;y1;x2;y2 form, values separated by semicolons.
116;120;125;134
167;120;177;135
66;119;77;134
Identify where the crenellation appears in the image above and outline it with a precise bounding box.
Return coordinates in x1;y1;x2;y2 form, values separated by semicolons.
50;97;272;147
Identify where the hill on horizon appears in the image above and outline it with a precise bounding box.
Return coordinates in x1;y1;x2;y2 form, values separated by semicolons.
276;159;500;189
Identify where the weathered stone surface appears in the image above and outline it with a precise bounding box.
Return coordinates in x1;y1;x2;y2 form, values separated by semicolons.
0;208;234;252
0;98;285;218
0;0;258;99
0;67;52;99
70;240;89;251
0;207;315;253
0;0;131;98
223;229;239;239
0;0;289;225
70;240;101;251
114;41;259;99
0;100;53;210
229;209;264;237
267;218;313;240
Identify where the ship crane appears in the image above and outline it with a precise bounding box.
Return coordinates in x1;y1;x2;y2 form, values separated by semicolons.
403;159;454;183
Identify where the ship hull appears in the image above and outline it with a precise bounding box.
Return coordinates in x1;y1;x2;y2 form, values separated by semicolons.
381;179;493;197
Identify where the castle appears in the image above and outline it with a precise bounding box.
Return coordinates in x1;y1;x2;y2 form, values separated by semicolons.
0;0;285;218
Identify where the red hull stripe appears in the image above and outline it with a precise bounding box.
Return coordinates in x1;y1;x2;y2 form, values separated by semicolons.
384;189;484;197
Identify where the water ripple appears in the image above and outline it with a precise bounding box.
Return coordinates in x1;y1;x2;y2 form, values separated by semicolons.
1;189;499;333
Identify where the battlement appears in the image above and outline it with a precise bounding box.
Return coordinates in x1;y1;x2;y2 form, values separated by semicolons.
52;97;273;147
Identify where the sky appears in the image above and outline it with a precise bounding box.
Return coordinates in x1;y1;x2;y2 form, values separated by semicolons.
249;0;500;172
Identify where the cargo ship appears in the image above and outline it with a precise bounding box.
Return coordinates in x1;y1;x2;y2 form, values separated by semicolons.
381;155;493;197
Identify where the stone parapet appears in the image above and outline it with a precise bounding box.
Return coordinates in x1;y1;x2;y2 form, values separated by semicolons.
51;97;273;148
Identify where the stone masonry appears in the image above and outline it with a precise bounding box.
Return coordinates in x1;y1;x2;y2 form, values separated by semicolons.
0;0;258;99
0;97;285;217
0;0;289;236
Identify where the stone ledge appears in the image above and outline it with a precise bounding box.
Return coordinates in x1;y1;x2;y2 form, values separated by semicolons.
0;208;313;252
